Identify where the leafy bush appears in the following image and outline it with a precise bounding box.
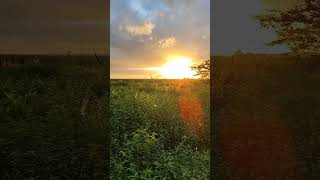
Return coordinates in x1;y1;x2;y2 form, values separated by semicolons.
111;80;209;179
111;129;209;180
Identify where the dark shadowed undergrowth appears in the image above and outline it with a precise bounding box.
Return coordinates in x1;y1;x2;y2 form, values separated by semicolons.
0;60;108;180
213;55;320;180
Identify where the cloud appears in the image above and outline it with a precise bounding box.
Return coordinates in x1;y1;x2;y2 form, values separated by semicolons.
126;22;155;36
111;0;210;78
158;37;176;48
161;0;196;9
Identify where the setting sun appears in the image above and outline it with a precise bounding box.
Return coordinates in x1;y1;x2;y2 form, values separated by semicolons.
159;56;199;79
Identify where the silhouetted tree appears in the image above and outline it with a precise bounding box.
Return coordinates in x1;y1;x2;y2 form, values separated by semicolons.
233;50;244;56
66;51;72;56
191;59;210;78
256;0;320;53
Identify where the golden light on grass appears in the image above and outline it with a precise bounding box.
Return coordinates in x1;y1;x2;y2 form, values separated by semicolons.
178;94;204;138
159;56;199;79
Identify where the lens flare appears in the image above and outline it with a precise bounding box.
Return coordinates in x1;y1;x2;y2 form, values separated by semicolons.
178;93;204;137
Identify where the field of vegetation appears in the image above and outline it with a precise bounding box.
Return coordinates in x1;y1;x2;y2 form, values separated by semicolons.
213;54;320;180
0;56;109;180
111;79;210;179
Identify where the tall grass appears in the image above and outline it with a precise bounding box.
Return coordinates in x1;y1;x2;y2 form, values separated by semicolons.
111;79;210;179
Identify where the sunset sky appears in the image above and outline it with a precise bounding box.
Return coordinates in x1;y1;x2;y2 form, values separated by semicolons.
0;0;297;79
111;0;293;79
111;0;210;79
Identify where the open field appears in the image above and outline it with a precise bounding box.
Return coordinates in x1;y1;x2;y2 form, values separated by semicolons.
213;55;320;180
111;79;210;179
0;56;109;179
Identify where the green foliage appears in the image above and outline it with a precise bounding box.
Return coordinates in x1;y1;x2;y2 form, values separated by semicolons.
111;80;209;179
111;129;209;180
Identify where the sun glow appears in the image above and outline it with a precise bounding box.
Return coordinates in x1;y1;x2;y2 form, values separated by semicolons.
158;56;199;79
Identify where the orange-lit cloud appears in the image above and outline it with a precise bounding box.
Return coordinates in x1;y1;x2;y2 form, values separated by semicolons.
126;22;155;36
158;37;176;48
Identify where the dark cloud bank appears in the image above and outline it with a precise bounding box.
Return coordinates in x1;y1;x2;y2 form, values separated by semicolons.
0;0;109;54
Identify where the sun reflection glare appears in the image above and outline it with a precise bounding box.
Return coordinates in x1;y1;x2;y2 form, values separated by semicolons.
159;56;199;79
